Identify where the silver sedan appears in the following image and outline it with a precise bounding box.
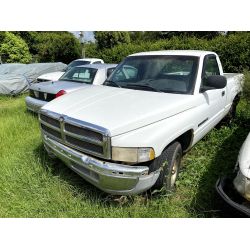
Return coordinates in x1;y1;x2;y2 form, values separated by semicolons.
25;63;117;113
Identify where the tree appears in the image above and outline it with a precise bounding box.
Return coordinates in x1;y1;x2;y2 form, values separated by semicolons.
129;31;222;42
0;31;5;44
0;32;32;63
11;31;40;55
94;32;130;49
34;32;81;63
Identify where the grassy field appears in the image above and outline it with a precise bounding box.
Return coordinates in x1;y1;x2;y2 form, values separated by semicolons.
0;94;249;218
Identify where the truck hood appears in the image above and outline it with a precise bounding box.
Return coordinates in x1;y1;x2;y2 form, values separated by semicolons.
42;85;196;136
37;71;64;81
30;80;90;94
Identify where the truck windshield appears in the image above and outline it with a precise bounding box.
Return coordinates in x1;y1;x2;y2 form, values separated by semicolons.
105;55;199;94
59;67;97;84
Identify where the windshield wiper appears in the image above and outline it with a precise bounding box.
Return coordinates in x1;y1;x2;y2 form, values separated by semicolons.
125;84;162;92
104;80;121;88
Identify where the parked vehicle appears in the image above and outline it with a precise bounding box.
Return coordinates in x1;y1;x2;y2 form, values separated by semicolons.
39;50;243;195
37;58;104;82
216;132;250;217
26;64;116;113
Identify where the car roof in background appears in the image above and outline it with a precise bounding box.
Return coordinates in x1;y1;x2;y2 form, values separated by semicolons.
74;58;104;62
75;63;117;69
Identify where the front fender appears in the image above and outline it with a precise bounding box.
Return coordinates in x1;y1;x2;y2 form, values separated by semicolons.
111;109;196;157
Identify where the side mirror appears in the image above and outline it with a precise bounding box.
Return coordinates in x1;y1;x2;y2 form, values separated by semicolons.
205;75;227;89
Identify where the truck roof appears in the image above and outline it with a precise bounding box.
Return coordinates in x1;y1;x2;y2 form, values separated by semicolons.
129;50;217;57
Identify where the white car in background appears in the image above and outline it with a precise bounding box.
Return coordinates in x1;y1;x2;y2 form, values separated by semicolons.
26;63;116;113
37;58;104;82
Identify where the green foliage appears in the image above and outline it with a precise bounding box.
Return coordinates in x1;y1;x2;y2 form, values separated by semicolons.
12;31;40;55
129;31;222;41
88;32;250;73
34;32;81;63
243;70;250;102
0;32;32;63
94;32;131;49
0;31;5;44
209;33;250;72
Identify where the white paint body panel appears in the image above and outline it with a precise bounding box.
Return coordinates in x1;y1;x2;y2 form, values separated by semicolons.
238;133;250;178
41;51;243;158
37;71;64;82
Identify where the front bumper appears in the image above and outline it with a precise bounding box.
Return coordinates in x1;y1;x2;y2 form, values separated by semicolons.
215;176;250;217
43;134;160;195
25;96;48;113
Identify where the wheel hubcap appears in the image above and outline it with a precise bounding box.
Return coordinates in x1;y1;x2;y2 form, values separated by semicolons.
170;154;181;187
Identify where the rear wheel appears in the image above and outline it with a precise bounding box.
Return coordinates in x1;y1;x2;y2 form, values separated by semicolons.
150;141;182;191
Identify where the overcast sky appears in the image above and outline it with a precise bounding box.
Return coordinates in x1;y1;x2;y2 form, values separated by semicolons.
71;31;95;42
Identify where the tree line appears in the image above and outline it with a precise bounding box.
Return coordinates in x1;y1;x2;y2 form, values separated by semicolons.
0;31;243;64
0;31;81;64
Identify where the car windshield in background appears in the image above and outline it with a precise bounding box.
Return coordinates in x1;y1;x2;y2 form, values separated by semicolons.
64;60;91;71
60;67;97;84
106;55;199;94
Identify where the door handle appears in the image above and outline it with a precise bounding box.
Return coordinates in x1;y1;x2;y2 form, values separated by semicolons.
221;90;225;96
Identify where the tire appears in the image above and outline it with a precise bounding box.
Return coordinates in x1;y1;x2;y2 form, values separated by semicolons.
150;141;182;191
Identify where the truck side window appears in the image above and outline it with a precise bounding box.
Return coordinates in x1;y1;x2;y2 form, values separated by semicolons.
201;56;220;89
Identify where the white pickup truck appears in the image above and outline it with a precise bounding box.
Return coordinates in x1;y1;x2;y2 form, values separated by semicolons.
39;50;243;195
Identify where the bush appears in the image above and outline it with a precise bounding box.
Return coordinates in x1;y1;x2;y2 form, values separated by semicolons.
243;70;250;102
0;32;32;63
94;32;131;49
87;32;250;73
35;32;81;63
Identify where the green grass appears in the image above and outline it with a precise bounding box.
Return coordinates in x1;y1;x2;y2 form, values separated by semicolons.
0;94;249;217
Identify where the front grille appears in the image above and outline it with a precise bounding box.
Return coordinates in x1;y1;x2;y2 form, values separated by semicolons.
39;112;110;159
40;114;60;128
65;123;103;142
65;135;103;154
41;124;61;139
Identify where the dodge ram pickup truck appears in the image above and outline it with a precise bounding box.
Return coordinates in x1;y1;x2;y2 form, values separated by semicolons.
38;50;243;195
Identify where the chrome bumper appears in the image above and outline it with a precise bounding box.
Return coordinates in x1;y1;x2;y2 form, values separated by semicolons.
25;96;48;113
43;134;160;195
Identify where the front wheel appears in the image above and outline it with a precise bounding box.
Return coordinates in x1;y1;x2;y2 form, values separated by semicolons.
150;141;182;191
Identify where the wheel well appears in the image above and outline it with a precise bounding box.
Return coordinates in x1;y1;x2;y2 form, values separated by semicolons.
175;130;194;152
234;93;241;104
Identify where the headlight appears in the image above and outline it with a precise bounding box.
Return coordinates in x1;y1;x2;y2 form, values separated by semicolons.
233;169;250;201
112;147;155;163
